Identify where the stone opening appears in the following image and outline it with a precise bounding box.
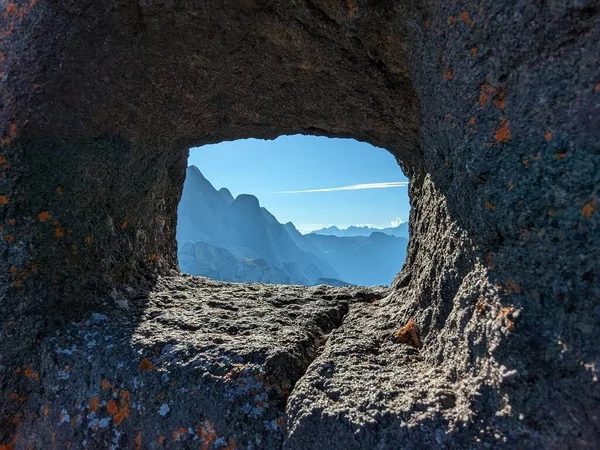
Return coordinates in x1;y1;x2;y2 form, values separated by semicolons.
1;0;599;448
177;135;410;286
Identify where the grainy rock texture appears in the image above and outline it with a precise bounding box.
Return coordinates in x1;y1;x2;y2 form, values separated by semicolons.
0;0;599;449
5;276;388;449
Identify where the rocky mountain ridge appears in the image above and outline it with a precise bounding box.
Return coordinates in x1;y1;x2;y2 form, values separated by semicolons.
177;166;407;286
311;222;409;239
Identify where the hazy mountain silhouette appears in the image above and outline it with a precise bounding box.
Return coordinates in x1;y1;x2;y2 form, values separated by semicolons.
177;166;339;285
177;166;407;286
311;223;409;239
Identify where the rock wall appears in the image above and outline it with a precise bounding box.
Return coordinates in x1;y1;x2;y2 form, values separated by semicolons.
0;0;598;448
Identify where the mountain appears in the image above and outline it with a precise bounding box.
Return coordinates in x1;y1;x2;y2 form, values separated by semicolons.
177;166;340;285
311;222;409;239
301;232;407;286
178;241;295;284
177;165;408;286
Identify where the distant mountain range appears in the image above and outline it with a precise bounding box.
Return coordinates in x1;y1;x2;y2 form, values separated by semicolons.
177;166;407;286
310;223;409;239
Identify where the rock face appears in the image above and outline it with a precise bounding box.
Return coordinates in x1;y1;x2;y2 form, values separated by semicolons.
0;1;599;449
11;276;389;449
177;168;404;286
177;166;340;285
178;241;296;284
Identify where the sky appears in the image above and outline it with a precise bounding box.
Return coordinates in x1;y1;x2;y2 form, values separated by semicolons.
187;135;410;233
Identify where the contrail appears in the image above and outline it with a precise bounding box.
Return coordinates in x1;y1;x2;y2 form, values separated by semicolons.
277;181;409;194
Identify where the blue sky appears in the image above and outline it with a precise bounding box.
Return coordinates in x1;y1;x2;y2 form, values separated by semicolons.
187;135;410;233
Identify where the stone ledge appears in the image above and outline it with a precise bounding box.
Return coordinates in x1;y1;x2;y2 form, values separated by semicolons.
6;276;389;449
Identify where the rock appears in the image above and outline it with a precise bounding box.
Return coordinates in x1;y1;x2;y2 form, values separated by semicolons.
0;1;598;448
9;277;388;449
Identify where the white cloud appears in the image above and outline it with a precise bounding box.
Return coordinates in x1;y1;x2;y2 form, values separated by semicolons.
390;218;405;227
276;181;409;194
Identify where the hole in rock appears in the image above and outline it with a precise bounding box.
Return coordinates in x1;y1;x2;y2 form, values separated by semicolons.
176;135;409;287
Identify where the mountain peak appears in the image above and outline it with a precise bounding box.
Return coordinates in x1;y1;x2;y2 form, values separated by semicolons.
187;165;205;178
232;193;260;210
218;187;234;204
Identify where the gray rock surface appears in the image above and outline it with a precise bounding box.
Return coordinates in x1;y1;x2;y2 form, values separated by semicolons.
0;0;598;448
10;276;388;449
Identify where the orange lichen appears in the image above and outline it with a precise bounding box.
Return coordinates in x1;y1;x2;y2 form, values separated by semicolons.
107;390;131;425
595;83;600;93
106;400;118;416
485;201;496;210
460;11;471;24
447;16;457;24
467;116;477;126
139;358;156;371
6;3;18;14
37;211;51;222
56;186;63;194
8;218;15;225
505;279;521;294
85;235;93;244
114;405;129;425
88;396;99;412
582;197;597;218
555;151;567;159
121;221;128;229
8;123;16;138
0;195;7;205
173;427;188;442
135;432;142;450
54;227;64;239
5;234;14;243
443;70;453;80
544;131;553;141
470;47;478;57
479;91;488;106
151;253;160;261
497;306;516;331
101;379;112;390
0;155;6;165
157;436;166;446
494;96;506;110
198;420;218;450
394;319;422;348
0;436;17;450
223;438;237;450
494;118;511;142
345;0;358;17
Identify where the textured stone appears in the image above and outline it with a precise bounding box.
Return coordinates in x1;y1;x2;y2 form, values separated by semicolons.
0;0;599;448
6;276;388;449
